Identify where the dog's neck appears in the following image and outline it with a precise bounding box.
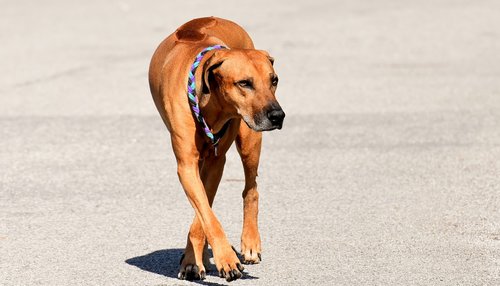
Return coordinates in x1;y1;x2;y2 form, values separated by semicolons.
198;92;235;134
193;46;235;135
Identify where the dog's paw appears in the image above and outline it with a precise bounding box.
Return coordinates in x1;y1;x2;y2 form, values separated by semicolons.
178;253;206;280
213;245;244;282
241;230;262;264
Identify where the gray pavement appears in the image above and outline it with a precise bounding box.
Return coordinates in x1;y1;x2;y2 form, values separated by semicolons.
1;0;499;285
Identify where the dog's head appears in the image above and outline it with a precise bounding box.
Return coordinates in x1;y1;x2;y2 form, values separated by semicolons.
202;49;285;131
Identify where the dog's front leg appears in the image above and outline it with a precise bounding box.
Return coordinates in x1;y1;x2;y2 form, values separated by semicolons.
177;158;244;281
179;155;230;280
236;124;263;264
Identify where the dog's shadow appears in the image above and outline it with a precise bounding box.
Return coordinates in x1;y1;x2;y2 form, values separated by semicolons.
126;248;258;285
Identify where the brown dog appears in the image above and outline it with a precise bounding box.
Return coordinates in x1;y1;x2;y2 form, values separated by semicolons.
148;17;284;282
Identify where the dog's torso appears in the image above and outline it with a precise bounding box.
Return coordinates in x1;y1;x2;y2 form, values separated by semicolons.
149;17;256;158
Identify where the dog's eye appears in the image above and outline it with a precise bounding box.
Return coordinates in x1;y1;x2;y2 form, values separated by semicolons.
271;76;279;86
236;80;253;89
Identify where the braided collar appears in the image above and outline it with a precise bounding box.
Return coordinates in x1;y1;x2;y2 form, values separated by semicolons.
187;45;228;155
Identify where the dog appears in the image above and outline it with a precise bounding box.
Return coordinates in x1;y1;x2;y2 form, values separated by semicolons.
148;17;285;282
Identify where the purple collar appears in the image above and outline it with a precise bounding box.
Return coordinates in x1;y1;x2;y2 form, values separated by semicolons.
187;45;228;155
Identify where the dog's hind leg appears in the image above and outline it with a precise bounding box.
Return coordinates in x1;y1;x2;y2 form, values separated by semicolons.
236;123;263;264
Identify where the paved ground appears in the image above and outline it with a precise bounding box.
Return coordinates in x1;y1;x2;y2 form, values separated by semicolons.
1;0;499;285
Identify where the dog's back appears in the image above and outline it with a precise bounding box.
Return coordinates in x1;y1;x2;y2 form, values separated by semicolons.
175;17;254;49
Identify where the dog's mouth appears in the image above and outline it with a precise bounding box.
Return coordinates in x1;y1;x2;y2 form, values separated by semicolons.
242;104;285;132
242;118;280;132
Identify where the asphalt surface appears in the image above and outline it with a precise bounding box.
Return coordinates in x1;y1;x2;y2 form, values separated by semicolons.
1;1;499;285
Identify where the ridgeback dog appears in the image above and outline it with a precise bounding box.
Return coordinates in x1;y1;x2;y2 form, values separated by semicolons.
148;17;285;282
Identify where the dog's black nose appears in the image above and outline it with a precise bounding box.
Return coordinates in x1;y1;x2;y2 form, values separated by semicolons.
267;108;285;129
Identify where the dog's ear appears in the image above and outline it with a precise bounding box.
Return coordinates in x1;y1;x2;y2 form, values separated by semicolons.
267;55;275;66
202;51;225;94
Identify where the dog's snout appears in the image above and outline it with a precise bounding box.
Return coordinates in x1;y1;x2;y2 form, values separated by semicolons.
267;107;285;129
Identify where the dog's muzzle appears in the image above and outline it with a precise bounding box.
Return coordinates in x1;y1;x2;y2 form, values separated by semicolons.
250;102;285;131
